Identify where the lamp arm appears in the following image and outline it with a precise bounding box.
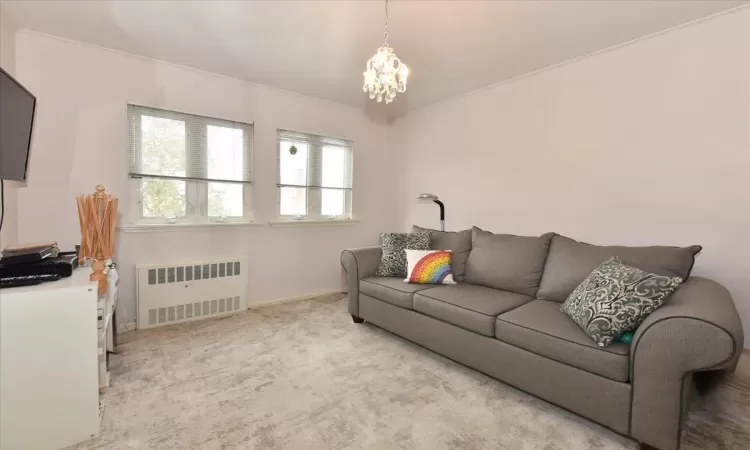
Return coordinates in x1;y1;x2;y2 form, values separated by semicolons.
433;200;445;220
433;200;445;232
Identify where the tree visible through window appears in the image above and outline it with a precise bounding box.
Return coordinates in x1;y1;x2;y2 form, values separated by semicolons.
128;105;253;224
140;115;186;218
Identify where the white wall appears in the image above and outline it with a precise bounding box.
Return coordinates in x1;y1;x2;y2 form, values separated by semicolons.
13;31;398;324
0;7;20;249
397;9;750;348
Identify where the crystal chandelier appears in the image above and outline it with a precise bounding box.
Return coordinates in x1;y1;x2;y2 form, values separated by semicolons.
363;0;409;104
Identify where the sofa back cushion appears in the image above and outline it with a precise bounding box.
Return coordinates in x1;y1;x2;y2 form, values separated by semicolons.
465;227;554;296
537;234;702;302
412;225;472;282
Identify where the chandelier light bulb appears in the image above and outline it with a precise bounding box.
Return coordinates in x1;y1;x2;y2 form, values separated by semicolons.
363;0;409;104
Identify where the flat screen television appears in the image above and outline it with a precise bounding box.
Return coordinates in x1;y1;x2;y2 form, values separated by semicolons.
0;67;36;181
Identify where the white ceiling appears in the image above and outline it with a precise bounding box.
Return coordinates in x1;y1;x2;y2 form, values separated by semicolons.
2;0;747;114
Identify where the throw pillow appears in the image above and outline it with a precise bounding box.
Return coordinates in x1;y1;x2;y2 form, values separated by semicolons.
617;332;634;345
412;225;472;282
404;249;457;285
560;257;683;347
376;232;431;277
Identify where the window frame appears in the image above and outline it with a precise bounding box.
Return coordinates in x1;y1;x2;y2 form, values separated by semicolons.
276;130;353;221
127;105;253;226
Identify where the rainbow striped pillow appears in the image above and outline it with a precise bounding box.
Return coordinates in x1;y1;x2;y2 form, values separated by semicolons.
404;249;457;285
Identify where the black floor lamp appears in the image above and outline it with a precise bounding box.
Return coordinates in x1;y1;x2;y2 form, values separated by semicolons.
417;193;445;231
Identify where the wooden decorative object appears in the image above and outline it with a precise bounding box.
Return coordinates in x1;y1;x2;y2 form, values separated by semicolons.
77;185;118;295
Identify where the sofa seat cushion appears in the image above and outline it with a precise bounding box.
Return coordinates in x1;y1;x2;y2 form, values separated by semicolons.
414;284;532;337
495;300;631;382
360;277;435;310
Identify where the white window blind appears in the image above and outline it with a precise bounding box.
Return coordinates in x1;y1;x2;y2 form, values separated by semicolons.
127;105;253;223
277;129;353;219
128;105;253;184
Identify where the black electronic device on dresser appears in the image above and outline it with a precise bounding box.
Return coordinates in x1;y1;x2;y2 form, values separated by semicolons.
0;253;78;280
0;245;55;265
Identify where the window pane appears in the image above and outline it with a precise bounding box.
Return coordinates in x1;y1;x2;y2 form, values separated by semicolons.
279;187;307;216
142;179;186;218
140;115;185;176
208;182;243;217
207;126;244;181
322;146;348;188
279;141;308;186
321;189;345;217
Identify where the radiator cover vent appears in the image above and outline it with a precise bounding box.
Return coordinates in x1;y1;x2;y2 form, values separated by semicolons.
136;258;248;330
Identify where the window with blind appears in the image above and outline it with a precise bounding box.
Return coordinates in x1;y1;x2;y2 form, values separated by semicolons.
277;130;353;220
128;105;253;224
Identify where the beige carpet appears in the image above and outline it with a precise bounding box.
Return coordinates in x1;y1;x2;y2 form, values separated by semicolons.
71;295;750;450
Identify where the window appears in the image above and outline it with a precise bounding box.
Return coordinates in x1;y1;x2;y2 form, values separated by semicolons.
277;130;353;220
128;105;253;224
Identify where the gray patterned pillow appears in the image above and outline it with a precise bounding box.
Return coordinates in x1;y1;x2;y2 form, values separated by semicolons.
560;257;683;347
376;232;431;277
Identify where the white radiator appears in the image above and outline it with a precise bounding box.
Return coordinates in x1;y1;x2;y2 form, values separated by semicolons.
136;258;248;330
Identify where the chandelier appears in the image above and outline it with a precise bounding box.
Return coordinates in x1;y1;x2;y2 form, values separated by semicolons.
363;0;409;104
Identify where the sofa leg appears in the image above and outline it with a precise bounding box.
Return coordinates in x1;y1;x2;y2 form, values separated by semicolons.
640;443;661;450
351;314;364;324
694;370;722;393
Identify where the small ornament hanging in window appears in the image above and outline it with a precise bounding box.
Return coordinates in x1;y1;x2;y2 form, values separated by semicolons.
289;144;298;155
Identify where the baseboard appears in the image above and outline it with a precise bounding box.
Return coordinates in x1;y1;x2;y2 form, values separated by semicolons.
247;291;345;310
116;291;344;334
117;321;136;335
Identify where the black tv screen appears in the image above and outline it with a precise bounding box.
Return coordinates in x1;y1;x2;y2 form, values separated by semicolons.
0;67;36;181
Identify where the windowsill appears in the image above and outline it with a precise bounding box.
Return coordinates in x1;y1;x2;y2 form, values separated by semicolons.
268;219;360;228
118;222;265;233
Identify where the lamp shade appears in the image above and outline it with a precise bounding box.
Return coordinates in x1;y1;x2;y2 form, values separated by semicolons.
416;193;445;231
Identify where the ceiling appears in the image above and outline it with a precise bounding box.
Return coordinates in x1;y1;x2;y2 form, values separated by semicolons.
2;0;747;114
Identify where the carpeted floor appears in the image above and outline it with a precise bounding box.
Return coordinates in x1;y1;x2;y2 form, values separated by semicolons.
71;295;750;450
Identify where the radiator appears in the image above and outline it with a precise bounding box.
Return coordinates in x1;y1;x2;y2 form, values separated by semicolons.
136;258;248;330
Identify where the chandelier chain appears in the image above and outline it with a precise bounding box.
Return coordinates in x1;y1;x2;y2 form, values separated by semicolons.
384;0;389;45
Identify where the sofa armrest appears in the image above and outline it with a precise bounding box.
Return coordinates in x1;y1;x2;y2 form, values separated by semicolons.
341;246;382;317
629;276;744;450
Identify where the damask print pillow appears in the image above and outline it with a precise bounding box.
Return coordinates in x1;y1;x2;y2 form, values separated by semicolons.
376;232;431;277
560;257;683;347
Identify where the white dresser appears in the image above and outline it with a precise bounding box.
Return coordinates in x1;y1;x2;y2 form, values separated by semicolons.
0;267;117;450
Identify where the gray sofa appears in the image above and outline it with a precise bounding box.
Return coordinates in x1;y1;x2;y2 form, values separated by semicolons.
341;229;744;450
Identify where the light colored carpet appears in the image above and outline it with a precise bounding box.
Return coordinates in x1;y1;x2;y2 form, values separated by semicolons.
71;295;750;450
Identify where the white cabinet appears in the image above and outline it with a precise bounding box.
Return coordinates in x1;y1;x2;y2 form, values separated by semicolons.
0;269;107;450
98;269;119;390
